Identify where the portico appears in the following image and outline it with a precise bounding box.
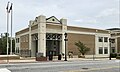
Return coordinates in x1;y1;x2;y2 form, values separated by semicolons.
17;15;67;57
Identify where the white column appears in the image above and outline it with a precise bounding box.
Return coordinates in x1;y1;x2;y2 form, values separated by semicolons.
29;20;34;57
95;34;98;55
115;38;117;53
108;39;110;55
60;18;67;55
29;21;32;50
59;40;62;54
38;15;46;57
95;30;98;55
15;37;17;54
62;33;65;54
103;38;104;54
108;35;111;55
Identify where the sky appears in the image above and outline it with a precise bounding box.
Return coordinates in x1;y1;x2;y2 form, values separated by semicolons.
0;0;120;36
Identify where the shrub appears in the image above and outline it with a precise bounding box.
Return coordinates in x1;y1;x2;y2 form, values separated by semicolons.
75;41;90;56
117;53;120;56
110;53;117;58
116;56;120;59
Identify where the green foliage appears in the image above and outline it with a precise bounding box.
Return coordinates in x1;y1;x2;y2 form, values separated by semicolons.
110;53;117;58
75;41;90;56
116;56;120;59
0;33;15;54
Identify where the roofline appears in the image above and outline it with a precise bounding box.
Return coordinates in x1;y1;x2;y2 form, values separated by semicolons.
68;25;109;32
15;27;29;34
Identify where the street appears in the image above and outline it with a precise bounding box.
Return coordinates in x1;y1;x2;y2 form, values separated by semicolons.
0;60;120;72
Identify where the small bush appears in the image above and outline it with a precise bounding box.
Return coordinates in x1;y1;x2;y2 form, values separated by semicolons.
110;53;117;58
116;56;120;59
117;53;120;56
78;55;85;58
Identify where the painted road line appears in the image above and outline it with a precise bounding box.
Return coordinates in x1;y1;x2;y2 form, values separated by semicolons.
63;66;120;72
0;68;11;72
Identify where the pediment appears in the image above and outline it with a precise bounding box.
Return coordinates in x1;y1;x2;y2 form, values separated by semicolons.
46;16;61;24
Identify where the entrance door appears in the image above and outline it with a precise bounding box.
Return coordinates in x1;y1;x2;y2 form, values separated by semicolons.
46;40;60;56
35;40;38;56
46;33;62;56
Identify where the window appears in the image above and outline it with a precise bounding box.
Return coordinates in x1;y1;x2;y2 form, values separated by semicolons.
52;19;55;21
23;36;25;42
16;38;17;43
16;38;19;43
112;47;115;53
16;47;19;53
98;37;103;42
104;47;108;54
54;41;56;45
111;39;115;43
26;36;28;42
104;37;108;42
99;47;103;54
18;38;19;43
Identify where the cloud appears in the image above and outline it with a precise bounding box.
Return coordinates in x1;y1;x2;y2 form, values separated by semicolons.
74;19;84;23
74;17;97;24
96;8;119;18
114;0;119;2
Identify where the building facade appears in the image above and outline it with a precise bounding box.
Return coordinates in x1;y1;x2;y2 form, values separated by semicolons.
107;28;120;53
15;15;111;57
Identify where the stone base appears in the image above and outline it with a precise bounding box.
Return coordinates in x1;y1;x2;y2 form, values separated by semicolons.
36;57;47;61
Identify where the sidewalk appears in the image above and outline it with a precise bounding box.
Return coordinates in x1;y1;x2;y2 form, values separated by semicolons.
67;58;116;61
0;59;36;64
0;57;117;64
59;57;117;61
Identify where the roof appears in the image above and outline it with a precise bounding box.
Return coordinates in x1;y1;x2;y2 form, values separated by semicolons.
107;28;120;30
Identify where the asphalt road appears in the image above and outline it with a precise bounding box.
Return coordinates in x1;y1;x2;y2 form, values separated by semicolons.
0;60;120;72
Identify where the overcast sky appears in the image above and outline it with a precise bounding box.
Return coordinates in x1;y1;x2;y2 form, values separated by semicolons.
0;0;120;36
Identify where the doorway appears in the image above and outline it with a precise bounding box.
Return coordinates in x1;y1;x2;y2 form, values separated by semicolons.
46;40;60;56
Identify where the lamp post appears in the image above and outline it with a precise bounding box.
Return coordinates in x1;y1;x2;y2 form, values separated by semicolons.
109;38;112;60
64;33;68;61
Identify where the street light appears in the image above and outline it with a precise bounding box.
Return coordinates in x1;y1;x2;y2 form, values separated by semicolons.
64;33;68;61
109;38;114;60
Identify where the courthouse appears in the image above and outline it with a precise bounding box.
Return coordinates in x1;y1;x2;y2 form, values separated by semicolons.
15;15;119;57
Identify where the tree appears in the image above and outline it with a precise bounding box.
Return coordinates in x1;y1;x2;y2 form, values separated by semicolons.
75;41;90;56
0;33;15;54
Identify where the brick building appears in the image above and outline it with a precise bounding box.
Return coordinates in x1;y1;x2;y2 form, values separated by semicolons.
15;15;112;57
107;28;120;53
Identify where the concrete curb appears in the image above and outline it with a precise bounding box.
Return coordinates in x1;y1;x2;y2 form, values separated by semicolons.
0;58;117;64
